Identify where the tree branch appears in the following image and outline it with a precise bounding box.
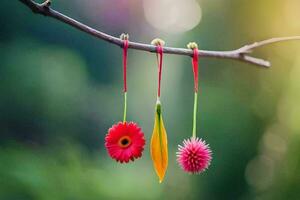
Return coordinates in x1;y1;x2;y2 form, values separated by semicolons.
19;0;300;68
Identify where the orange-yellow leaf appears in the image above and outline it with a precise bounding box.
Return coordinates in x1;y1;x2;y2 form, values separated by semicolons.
151;103;168;183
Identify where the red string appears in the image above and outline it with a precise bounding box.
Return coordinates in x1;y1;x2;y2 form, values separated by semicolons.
192;48;199;93
123;39;129;92
156;45;163;97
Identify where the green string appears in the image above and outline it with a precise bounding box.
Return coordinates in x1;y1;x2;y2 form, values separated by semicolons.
192;92;198;138
123;92;127;123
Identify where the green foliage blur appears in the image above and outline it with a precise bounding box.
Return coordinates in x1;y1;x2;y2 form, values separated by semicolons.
1;0;300;199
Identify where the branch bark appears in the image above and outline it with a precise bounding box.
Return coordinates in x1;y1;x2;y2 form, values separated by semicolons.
19;0;300;68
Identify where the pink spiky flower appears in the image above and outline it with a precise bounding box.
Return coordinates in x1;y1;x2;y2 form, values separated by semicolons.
176;137;212;174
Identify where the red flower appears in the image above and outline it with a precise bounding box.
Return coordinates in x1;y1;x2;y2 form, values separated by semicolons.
105;122;146;163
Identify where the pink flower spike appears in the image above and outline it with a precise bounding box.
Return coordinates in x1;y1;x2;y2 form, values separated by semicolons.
176;137;212;174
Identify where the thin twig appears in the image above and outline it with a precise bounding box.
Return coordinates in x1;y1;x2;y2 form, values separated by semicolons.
19;0;300;68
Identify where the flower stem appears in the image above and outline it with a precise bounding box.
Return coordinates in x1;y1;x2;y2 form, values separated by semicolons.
123;92;127;123
192;92;198;138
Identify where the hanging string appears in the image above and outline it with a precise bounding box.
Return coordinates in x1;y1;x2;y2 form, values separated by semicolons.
123;39;128;93
187;42;199;138
192;48;199;93
151;38;165;100
122;38;129;123
156;45;163;98
192;48;199;138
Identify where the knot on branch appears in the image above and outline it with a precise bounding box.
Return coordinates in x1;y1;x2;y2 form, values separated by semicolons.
151;38;165;46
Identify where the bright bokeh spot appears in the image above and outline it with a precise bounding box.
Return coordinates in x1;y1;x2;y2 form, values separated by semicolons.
143;0;202;33
284;0;300;30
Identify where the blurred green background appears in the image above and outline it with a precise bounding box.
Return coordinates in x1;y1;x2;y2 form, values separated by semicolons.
1;0;300;199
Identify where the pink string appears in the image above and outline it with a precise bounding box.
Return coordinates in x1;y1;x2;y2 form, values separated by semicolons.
156;45;163;97
123;39;129;92
192;48;199;93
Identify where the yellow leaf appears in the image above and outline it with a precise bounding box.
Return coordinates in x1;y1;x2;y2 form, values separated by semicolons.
151;102;168;183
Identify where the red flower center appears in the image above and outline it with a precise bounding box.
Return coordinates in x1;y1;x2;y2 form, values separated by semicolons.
118;136;131;148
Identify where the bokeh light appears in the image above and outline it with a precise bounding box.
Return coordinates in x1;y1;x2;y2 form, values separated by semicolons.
143;0;202;33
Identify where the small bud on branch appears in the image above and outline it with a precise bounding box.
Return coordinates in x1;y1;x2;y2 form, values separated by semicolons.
120;33;129;41
187;42;198;50
151;38;165;47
